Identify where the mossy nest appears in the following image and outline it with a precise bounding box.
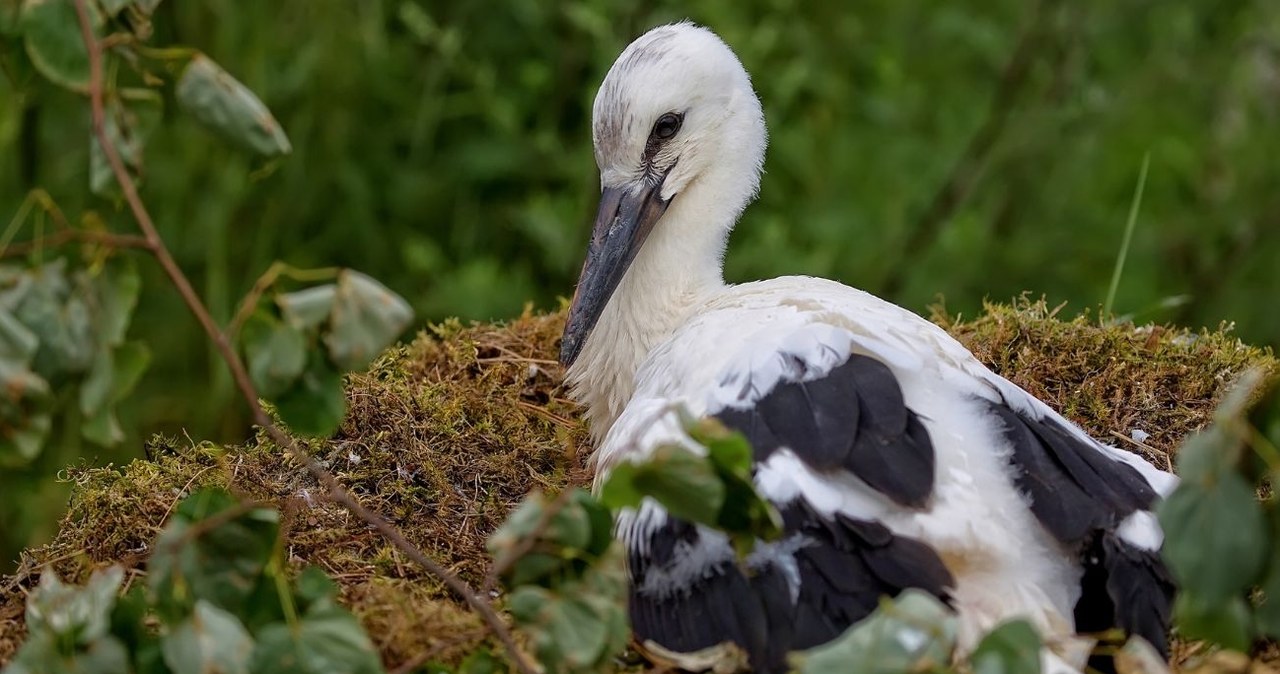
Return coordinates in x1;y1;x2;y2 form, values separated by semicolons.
0;299;1275;670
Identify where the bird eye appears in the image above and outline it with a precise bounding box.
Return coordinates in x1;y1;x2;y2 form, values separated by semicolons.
651;112;682;140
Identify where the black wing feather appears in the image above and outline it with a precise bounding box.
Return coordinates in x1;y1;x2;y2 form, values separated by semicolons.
985;397;1174;660
1075;531;1175;666
986;400;1157;546
715;354;935;508
628;503;954;674
987;404;1109;544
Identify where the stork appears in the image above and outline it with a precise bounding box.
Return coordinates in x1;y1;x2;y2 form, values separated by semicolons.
560;22;1177;674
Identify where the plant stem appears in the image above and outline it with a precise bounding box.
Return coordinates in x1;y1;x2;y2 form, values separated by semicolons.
1102;152;1150;320
70;3;535;672
0;227;152;258
225;261;341;340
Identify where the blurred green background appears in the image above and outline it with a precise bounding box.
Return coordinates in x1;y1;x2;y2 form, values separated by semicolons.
2;0;1278;571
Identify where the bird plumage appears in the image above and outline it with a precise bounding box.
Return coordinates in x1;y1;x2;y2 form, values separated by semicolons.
562;22;1177;674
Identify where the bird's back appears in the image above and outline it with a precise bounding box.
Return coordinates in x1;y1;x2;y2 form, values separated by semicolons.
595;276;1176;673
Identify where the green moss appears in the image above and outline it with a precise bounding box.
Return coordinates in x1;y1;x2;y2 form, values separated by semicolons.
934;297;1275;470
0;301;1274;668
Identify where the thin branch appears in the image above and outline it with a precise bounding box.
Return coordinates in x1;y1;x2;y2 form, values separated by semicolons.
880;0;1059;297
225;261;340;340
70;3;535;672
0;228;152;258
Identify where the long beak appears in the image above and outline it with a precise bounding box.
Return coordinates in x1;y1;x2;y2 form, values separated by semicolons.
560;176;672;366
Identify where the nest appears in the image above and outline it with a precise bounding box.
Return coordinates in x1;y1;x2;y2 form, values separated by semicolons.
1;300;1274;669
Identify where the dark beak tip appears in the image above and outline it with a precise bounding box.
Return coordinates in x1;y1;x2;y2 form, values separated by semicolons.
560;177;671;373
558;339;577;368
558;316;584;367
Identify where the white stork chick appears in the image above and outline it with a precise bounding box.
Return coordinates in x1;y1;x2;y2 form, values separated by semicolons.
560;22;1177;674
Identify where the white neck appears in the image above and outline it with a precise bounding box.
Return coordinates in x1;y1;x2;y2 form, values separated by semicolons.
565;182;737;441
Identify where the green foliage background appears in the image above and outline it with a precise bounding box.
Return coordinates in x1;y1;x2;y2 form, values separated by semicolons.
2;1;1279;568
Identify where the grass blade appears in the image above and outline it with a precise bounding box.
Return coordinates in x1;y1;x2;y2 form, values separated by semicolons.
1103;152;1151;320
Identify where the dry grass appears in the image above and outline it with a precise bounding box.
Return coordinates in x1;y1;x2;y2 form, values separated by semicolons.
0;300;1274;669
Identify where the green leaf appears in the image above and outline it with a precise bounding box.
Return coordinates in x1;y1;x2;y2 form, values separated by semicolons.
78;346;113;418
106;341;148;397
272;354;346;437
276;284;336;332
1174;425;1238;483
487;490;616;587
250;602;383;674
97;0;132;16
580;490;616;559
698;422;783;551
80;341;149;446
600;444;725;527
7;633;131;674
0;388;51;464
488;495;572;585
324;270;413;371
78;261;143;423
15;262;98;379
1158;442;1268;603
687;418;753;473
242;314;307;398
598;420;781;555
456;648;506;674
10;570;130;672
968;619;1042;674
0;308;38;361
792;590;956;674
90;90;162;196
176;53;291;156
1172;592;1252;652
148;489;280;619
543;496;592;552
95;259;141;347
0;311;51;463
24;566;123;647
508;588;608;672
160;600;253;674
81;403;123;447
19;0;100;91
107;583;151;658
293;566;339;609
487;493;627;672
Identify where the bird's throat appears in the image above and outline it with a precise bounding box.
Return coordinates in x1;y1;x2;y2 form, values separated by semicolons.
565;202;731;441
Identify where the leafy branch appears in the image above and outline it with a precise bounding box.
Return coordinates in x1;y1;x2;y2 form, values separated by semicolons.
1158;368;1280;655
0;189;151;259
7;488;386;674
61;0;536;671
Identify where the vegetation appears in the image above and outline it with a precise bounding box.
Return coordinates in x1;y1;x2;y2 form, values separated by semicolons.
4;0;1280;564
2;0;1280;672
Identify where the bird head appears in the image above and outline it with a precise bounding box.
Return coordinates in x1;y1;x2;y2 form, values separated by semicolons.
560;22;767;366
